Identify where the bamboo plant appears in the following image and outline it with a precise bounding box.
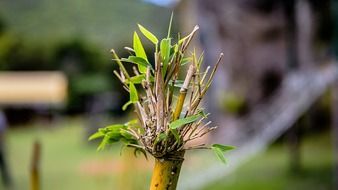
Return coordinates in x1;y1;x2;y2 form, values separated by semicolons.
90;16;234;190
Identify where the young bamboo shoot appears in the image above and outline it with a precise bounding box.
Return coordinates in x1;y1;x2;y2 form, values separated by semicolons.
90;17;234;190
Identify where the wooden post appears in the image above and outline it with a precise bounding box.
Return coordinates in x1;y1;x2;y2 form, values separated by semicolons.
30;140;41;190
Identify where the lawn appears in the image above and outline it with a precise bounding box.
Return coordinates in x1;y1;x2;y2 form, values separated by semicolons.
5;118;153;190
3;118;335;190
203;131;334;190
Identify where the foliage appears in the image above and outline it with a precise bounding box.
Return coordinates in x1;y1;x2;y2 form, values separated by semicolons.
90;17;234;161
0;0;171;48
52;39;115;113
0;33;116;114
211;144;235;163
0;0;173;115
0;14;5;35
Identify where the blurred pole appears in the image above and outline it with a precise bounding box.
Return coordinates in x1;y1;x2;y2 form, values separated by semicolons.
284;0;299;69
333;0;338;56
331;0;338;187
0;110;12;188
30;141;41;190
176;0;196;32
284;0;302;173
286;119;302;173
287;114;311;174
332;78;338;189
176;0;201;53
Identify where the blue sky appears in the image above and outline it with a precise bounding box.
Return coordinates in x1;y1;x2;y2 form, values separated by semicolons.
143;0;178;7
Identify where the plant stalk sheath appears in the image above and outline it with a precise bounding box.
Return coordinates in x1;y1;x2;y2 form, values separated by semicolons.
149;152;185;190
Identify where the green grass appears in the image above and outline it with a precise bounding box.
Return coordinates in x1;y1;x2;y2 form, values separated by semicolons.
3;119;334;190
5;118;153;190
203;132;334;190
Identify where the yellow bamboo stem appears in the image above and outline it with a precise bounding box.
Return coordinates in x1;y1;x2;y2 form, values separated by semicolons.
173;92;187;120
149;152;185;190
173;64;195;120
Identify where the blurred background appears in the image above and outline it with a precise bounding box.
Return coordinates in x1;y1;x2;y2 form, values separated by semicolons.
0;0;338;189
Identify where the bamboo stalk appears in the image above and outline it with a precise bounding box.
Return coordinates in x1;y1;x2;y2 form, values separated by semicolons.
173;64;195;120
150;64;194;190
150;151;185;190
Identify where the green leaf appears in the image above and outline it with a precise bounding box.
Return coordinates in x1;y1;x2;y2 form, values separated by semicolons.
121;56;153;71
129;82;138;102
125;74;154;84
167;12;174;38
121;137;137;145
98;128;108;134
92;123;142;151
122;100;132;111
133;147;148;160
125;74;146;84
174;44;179;53
105;124;126;131
125;120;143;133
211;144;235;164
88;131;104;141
120;129;134;140
125;119;138;126
180;57;192;66
178;35;190;45
211;146;227;163
169;113;201;129
107;132;123;142
211;144;236;152
160;38;171;62
97;134;110;151
197;52;204;67
160;38;171;75
169;80;184;88
97;130;124;151
138;24;158;44
170;129;180;144
154;132;167;145
133;32;148;73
